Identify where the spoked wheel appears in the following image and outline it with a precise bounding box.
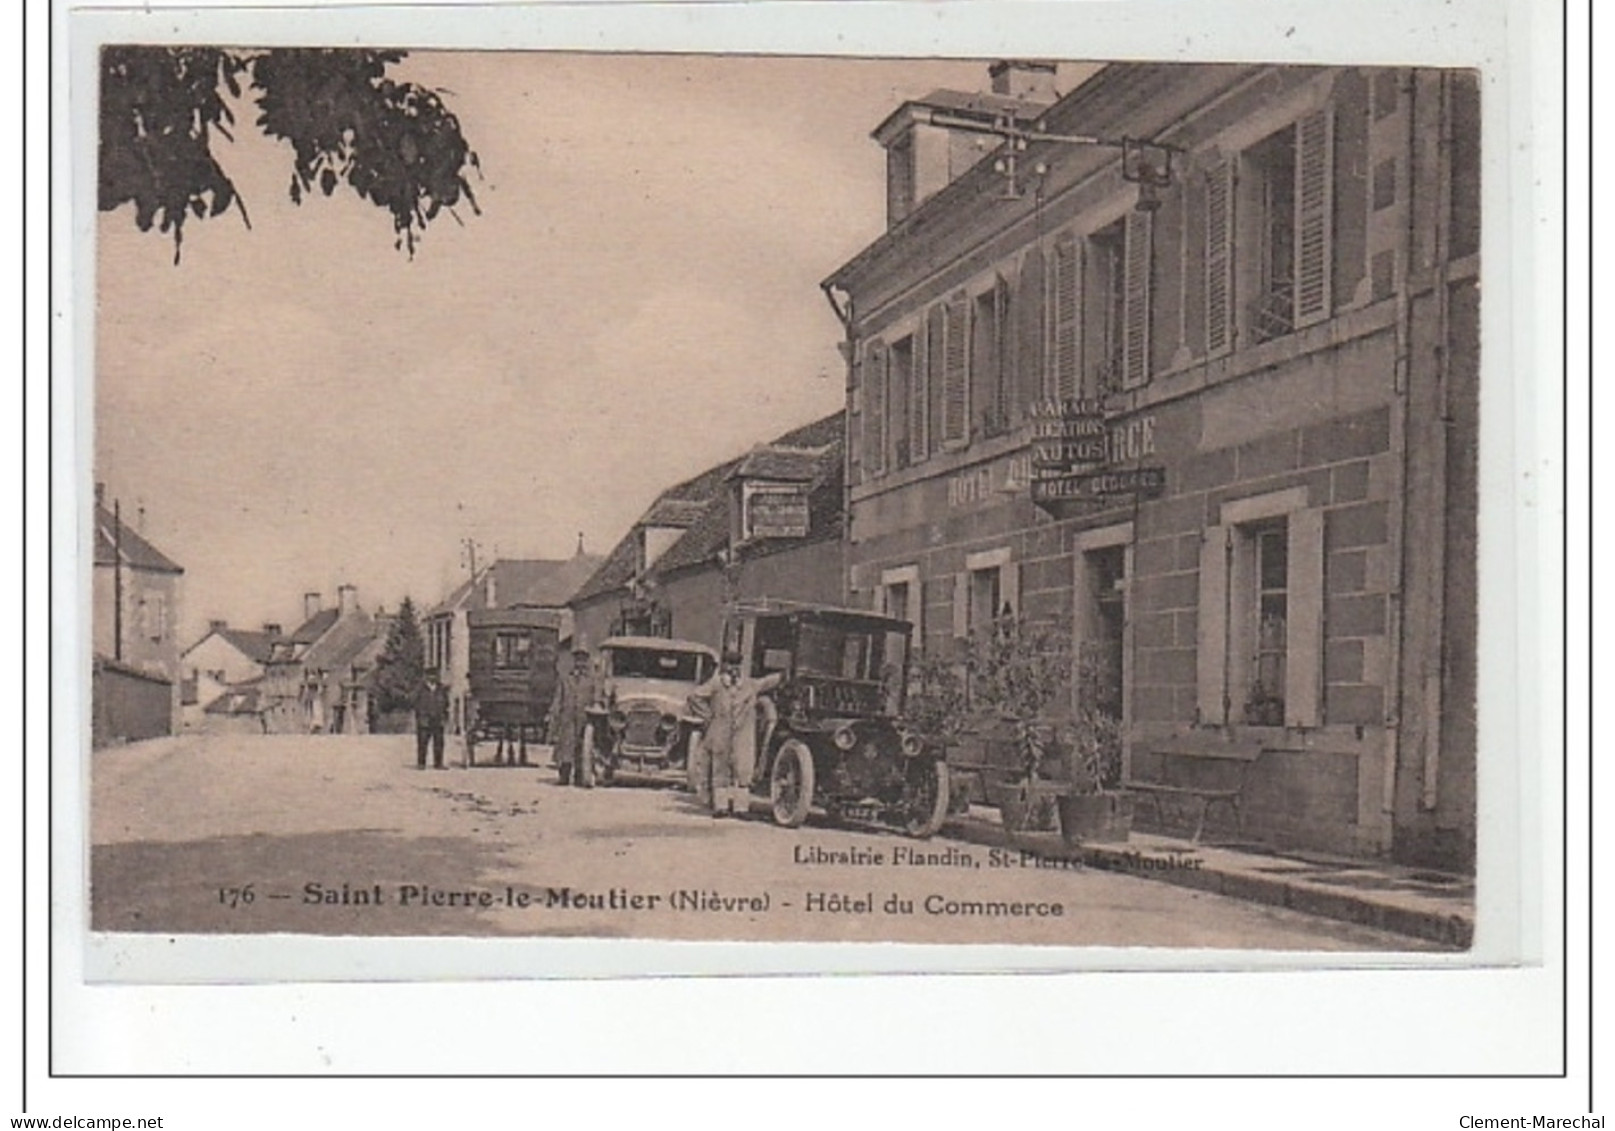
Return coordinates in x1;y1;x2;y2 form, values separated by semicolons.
903;760;951;839
769;741;815;828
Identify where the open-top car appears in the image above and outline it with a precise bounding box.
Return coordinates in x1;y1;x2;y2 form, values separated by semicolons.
585;636;718;784
723;602;950;838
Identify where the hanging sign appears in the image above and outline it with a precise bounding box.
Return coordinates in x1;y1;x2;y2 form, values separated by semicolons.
744;485;810;539
1030;467;1167;504
1027;400;1164;515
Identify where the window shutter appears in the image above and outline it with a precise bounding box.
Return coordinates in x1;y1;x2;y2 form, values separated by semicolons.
994;274;1011;428
1050;235;1081;400
862;340;887;476
952;572;970;639
1122;210;1153;389
926;306;945;457
1019;246;1046;412
1197;525;1231;725
1000;562;1020;620
848;349;864;475
1205;161;1235;357
942;295;969;446
1294;107;1335;327
910;329;929;464
1285;509;1325;728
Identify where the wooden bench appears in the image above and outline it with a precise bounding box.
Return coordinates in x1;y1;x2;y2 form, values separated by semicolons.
1124;740;1262;843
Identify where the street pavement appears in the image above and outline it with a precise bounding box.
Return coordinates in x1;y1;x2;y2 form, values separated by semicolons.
91;732;1439;949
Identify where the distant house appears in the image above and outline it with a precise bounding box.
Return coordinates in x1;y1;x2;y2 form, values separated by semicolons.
92;486;184;745
179;619;282;729
261;586;375;734
571;411;846;653
424;550;601;734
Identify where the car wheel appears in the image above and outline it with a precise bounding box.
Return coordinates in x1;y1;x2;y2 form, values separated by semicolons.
769;741;815;828
903;759;951;839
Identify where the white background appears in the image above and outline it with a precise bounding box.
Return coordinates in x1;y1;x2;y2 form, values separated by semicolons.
20;0;1592;1124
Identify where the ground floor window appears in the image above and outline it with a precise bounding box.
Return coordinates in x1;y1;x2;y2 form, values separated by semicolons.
1197;488;1324;729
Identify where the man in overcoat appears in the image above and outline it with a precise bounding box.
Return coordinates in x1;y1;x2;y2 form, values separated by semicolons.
413;669;450;770
548;646;599;787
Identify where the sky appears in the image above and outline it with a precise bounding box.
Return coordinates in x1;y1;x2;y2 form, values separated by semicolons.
95;52;1086;645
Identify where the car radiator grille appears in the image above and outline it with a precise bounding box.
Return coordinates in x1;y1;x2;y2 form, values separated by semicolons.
623;710;663;749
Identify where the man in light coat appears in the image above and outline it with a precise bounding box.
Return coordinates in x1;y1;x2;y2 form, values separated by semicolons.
687;655;783;817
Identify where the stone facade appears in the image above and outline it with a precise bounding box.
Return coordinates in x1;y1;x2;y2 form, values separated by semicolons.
826;64;1478;868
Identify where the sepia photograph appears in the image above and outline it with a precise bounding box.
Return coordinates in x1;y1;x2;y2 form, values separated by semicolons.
83;43;1489;961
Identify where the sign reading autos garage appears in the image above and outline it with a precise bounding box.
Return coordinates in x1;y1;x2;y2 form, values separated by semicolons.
1028;399;1164;516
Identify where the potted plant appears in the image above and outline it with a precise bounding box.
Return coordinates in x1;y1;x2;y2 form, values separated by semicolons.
1053;643;1133;845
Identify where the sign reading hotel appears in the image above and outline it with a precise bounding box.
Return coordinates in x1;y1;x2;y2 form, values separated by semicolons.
743;485;810;539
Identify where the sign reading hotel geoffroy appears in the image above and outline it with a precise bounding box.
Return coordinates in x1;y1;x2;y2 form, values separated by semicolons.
1031;466;1168;503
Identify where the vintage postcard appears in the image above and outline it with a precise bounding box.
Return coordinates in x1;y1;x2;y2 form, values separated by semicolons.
69;5;1524;992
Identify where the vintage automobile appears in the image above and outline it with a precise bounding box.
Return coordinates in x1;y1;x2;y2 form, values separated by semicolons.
463;607;562;766
584;636;718;784
722;602;950;838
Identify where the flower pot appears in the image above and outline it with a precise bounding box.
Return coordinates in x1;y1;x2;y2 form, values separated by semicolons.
1056;791;1135;847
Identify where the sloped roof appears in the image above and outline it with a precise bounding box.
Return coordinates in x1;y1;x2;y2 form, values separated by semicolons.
219;628;278;664
288;607;340;646
470;555;603;611
300;609;377;672
731;446;825;483
576;411;846;592
94;505;183;575
181;624;280;664
571;455;746;605
427;573;480;618
642;497;709;527
204;678;264;716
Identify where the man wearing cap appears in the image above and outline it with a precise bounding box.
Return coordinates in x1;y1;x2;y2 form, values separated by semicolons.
547;645;599;787
413;669;451;770
687;653;783;817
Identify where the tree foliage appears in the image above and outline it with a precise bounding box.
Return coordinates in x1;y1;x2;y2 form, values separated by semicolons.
99;46;480;261
372;596;426;715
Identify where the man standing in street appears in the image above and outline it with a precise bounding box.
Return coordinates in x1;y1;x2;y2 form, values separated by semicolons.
548;645;598;788
414;669;450;770
687;654;782;817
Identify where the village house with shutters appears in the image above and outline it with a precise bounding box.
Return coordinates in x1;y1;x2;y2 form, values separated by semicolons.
823;61;1479;869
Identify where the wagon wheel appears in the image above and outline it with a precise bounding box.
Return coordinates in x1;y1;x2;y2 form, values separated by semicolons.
769;741;814;828
903;760;951;840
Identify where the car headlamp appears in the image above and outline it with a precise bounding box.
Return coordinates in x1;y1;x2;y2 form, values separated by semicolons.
900;732;924;758
609;710;628;731
832;725;857;751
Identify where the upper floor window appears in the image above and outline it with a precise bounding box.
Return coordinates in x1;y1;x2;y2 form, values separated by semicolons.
1245;126;1298;344
971;279;1010;439
890;334;915;468
1086;219;1128;393
1213;107;1334;355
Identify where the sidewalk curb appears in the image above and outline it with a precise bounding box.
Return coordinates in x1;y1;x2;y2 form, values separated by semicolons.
944;812;1473;950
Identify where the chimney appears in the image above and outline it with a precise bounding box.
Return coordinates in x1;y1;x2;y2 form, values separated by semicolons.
263;623;282;637
209;618;228;634
988;59;1059;104
338;584;358;617
304;592;321;621
485;569;498;608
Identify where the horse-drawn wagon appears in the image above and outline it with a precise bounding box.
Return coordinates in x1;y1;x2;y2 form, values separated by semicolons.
463;607;561;766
